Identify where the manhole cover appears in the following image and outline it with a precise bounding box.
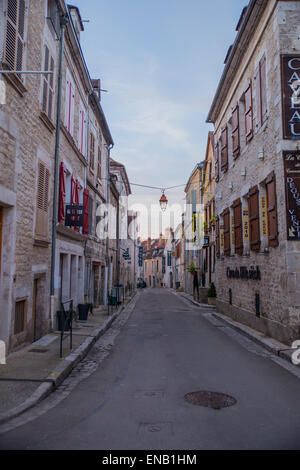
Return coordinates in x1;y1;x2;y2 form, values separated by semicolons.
184;391;236;409
29;348;49;354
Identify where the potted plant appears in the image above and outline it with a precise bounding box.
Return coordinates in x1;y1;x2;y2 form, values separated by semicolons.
210;216;215;227
207;283;217;306
189;262;196;275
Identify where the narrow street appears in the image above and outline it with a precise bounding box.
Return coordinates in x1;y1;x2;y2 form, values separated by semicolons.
1;289;300;450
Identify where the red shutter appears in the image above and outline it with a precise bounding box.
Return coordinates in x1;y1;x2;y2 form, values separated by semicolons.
58;162;66;224
231;105;240;158
266;172;279;247
221;126;228;173
245;83;253;143
83;188;89;235
249;186;260;251
232;198;243;255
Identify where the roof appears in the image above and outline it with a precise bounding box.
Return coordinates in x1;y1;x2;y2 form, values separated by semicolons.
206;0;269;124
184;162;205;193
110;158;132;196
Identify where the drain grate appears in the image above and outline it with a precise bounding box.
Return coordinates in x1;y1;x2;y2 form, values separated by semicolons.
29;348;49;354
184;391;236;409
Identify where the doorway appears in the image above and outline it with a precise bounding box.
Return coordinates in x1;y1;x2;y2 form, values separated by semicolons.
32;275;46;342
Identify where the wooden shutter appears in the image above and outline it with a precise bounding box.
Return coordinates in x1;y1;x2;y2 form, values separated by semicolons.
266;172;279;247
35;161;50;238
248;186;260;251
260;56;267;124
231;105;240;158
232;198;243;255
97;146;102;180
58;162;66;224
245;83;253;143
214;135;219;183
83;188;89;235
5;0;25;73
216;216;220;258
65;71;75;135
221;126;228;173
89;133;95;170
223;209;231;256
78;104;86;156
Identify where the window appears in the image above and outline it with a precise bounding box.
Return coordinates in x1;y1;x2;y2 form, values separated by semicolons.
14;298;27;334
35;161;50;238
42;45;54;121
231;105;240;158
47;0;60;37
223;208;231;256
266;172;279;247
4;0;26;73
232;198;243;255
89;133;95;171
64;69;75;136
221;126;228;173
248;186;260;251
244;82;254;143
255;55;267;128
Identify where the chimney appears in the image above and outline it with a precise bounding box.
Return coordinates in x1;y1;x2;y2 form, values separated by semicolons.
92;79;101;103
147;237;151;251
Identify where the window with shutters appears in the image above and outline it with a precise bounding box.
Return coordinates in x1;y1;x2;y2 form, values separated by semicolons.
231;105;240;158
4;0;26;75
216;216;220;258
35;161;50;238
244;82;254;143
223;209;231;256
255;55;267;128
221;126;228;173
248;186;260;251
46;0;60;37
41;45;55;121
89;133;95;171
266;172;279;247
232;199;243;255
64;69;75;137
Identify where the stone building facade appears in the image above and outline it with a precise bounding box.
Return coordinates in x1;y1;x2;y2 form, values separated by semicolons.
0;0;118;352
207;0;300;344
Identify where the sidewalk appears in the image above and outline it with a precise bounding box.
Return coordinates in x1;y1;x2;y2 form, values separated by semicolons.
0;293;136;425
176;291;299;368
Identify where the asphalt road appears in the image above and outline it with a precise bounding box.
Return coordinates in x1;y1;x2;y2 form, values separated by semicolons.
1;289;300;450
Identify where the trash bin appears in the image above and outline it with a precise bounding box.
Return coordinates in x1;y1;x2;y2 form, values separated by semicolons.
175;282;180;290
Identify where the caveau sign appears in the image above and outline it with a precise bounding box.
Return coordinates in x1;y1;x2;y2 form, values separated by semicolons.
281;55;300;139
283;151;300;241
226;266;261;281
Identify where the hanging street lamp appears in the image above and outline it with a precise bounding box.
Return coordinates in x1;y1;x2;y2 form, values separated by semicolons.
159;192;168;212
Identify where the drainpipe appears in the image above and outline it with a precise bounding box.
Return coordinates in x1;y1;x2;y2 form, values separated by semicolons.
104;143;114;305
50;13;69;329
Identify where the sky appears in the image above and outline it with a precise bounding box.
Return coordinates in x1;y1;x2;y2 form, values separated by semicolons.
71;0;247;239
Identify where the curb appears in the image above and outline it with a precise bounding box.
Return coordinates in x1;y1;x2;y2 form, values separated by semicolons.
176;291;299;369
0;292;138;425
